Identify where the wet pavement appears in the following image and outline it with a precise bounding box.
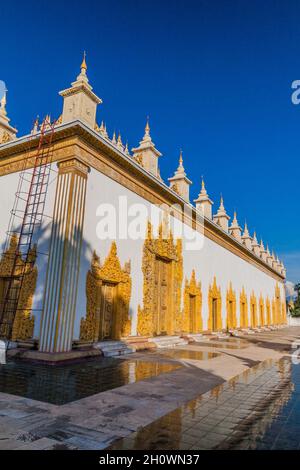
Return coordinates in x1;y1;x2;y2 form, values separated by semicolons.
0;327;299;450
108;357;300;450
150;349;220;361
0;358;180;405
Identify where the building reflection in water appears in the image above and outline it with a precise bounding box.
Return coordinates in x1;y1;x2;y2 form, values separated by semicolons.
109;358;296;450
0;358;179;405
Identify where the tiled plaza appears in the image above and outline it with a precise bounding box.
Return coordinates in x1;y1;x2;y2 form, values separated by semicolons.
0;327;300;450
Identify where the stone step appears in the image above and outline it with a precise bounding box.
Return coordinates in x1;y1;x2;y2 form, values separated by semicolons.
150;335;188;349
93;341;135;357
184;333;209;343
124;336;156;351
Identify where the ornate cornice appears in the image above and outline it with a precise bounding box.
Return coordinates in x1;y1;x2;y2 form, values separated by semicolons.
0;121;285;282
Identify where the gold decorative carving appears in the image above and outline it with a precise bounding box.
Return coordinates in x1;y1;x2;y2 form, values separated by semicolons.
272;299;276;324
239;287;248;328
259;295;265;326
137;220;183;336
281;301;287;324
182;270;202;333
80;241;131;341
0;132;12;144
0;134;285;283
226;282;237;329
134;153;144;167
266;297;271;325
208;277;222;331
250;292;258;327
0;234;37;340
274;283;281;324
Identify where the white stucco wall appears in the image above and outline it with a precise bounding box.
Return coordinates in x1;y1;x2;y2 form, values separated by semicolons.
0;165;285;340
74;167;285;338
0;169;57;338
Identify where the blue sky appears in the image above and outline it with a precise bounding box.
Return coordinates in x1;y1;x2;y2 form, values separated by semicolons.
1;0;299;282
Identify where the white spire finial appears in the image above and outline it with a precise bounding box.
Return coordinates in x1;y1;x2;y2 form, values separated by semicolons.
81;51;87;72
219;194;225;211
0;89;7;116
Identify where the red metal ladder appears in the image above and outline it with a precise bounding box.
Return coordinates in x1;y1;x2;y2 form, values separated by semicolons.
0;117;56;342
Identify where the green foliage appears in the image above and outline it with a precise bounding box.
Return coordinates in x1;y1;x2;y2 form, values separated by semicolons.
290;282;300;316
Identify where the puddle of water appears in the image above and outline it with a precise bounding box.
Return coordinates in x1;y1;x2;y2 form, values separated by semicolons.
196;340;249;349
154;349;220;361
108;358;300;450
0;358;180;405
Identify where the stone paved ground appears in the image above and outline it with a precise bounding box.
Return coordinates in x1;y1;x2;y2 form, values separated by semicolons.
0;327;299;450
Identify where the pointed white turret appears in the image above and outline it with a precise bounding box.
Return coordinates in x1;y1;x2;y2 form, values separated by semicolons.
241;222;252;250
59;52;102;129
266;245;273;266
132;118;162;177
259;239;268;262
271;250;277;269
0;87;17;143
111;131;117;145
116;132;124;150
229;211;242;241
213;196;230;232
251;231;261;256
168;150;192;202
194;178;213;219
124;141;129;156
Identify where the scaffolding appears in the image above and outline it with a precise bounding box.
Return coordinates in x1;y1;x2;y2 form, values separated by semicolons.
0;117;56;343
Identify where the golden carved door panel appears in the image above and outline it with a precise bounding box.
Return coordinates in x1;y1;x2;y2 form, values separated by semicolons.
100;282;115;340
251;305;256;327
212;298;217;331
189;295;196;332
228;301;233;329
241;303;246;327
154;257;170;336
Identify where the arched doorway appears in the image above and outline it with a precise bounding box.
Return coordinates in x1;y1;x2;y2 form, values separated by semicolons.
250;292;257;328
240;287;248;328
80;242;132;341
208;277;222;331
226;282;237;329
182;270;202;333
259;295;265;326
137;221;183;337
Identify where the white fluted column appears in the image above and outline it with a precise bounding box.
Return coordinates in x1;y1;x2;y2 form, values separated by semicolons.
39;158;89;353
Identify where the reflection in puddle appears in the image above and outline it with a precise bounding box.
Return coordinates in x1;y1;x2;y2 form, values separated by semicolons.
154;349;220;361
0;358;180;405
196;340;249;349
109;358;300;450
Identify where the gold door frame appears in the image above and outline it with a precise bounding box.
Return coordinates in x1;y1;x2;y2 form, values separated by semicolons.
208;277;222;331
250;292;258;327
0;234;37;341
182;270;202;333
239;287;248;328
266;297;271;325
274;283;281;324
259;295;265;326
80;242;132;341
226;282;237;329
137;221;183;337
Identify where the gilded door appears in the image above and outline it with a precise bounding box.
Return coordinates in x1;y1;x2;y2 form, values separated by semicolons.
251;305;256;327
212;298;218;331
189;294;196;333
228;301;234;329
154;257;170;336
260;306;264;326
241;302;246;327
100;282;116;340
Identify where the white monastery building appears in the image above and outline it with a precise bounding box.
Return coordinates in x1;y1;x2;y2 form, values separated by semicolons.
0;56;287;359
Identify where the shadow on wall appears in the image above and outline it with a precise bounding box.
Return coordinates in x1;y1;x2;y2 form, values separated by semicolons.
0;221;135;343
